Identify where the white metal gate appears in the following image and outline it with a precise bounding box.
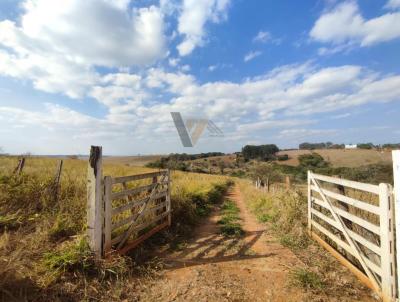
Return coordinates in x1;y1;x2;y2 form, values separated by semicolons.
308;171;396;301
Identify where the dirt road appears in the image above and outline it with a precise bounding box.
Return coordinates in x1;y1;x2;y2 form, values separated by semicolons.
137;185;308;301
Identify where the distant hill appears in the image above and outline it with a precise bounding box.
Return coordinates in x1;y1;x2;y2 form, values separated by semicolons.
276;149;393;167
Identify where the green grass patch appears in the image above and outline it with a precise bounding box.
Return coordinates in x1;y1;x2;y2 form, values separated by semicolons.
43;237;94;273
289;268;325;290
218;199;244;237
257;213;272;223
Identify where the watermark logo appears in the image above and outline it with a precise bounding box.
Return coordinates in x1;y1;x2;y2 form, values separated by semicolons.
171;112;224;147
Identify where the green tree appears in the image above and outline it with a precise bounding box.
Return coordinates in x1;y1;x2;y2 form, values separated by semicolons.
298;153;329;169
242;144;279;161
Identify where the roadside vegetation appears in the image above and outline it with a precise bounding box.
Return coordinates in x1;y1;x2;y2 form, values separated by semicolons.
0;156;231;301
237;178;375;301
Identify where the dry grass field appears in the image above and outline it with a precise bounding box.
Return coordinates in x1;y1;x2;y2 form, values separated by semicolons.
277;149;392;167
0;156;231;301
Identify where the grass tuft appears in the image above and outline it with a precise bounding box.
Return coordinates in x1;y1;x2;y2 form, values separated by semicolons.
43;237;93;273
289;268;325;290
218;199;244;237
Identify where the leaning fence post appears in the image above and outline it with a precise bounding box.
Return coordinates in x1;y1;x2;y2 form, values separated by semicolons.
307;171;312;232
379;182;396;301
87;146;103;258
14;157;25;174
392;150;400;299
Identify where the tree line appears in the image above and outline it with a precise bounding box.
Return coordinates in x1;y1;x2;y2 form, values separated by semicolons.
299;142;400;150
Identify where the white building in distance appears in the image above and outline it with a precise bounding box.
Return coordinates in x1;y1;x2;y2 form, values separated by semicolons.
345;144;358;149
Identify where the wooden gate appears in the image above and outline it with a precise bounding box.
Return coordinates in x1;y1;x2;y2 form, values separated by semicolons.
103;170;171;255
87;146;171;257
308;171;396;302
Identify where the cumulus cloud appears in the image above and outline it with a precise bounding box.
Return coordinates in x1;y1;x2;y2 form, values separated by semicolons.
177;0;230;56
0;0;166;98
310;1;400;48
2;62;400;153
244;51;262;62
386;0;400;9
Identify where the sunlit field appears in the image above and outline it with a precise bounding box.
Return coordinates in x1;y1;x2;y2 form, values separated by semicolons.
0;156;231;301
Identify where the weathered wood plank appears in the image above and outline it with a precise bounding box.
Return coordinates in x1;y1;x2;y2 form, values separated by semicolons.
111;183;156;200
310;172;379;194
111;170;168;185
112;202;168;231
103;176;112;255
116;173;169;249
310;176;381;292
111;190;167;216
312;197;380;235
111;211;170;245
117;221;170;255
87;146;103;258
311;221;382;276
310;231;377;290
310;184;380;214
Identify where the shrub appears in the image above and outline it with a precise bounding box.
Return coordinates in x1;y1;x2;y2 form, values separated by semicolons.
298;152;329;169
276;154;289;161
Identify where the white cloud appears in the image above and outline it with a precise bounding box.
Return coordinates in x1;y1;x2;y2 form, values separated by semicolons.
2;62;400;154
0;0;166;98
237;119;314;133
331;113;351;119
168;57;180;67
310;1;400;48
208;65;217;71
386;0;400;9
141;63;400;126
253;31;271;43
181;64;191;72
177;0;230;56
244;51;262;62
277;128;338;139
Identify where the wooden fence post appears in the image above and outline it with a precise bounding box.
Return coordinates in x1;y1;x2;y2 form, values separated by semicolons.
103;175;112;256
14;157;25;174
87;146;103;258
52;160;63;202
379;182;396;301
285;176;291;190
392;150;400;299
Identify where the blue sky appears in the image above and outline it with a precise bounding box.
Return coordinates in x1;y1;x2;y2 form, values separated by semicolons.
0;0;399;155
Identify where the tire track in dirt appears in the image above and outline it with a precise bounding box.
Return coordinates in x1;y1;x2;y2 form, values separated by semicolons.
139;185;307;301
